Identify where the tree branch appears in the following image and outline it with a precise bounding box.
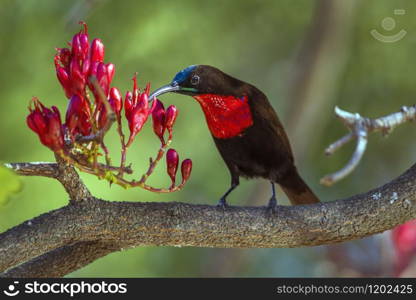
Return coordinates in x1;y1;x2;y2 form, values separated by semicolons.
321;105;416;186
6;156;91;202
4;162;59;178
1;161;416;277
0;241;118;278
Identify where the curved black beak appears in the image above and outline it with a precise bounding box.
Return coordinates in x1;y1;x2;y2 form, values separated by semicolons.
148;84;180;100
149;82;198;102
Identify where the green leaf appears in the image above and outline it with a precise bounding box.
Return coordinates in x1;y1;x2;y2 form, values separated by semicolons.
0;164;22;206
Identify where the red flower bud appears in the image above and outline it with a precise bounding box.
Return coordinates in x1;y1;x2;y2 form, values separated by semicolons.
65;94;92;136
124;75;152;146
69;58;86;96
126;113;149;146
71;23;89;60
81;57;90;76
96;103;107;130
90;38;105;63
88;62;111;102
125;97;149;146
165;105;178;130
27;101;46;134
151;99;165;141
107;63;115;85
166;148;179;184
55;48;71;68
181;159;192;182
96;62;110;97
109;87;122;117
124;91;133;116
56;67;72;98
72;33;89;60
71;34;81;57
27;98;64;152
79;33;89;60
89;61;99;77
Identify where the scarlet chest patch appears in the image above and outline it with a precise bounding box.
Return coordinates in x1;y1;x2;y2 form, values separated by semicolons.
193;94;253;139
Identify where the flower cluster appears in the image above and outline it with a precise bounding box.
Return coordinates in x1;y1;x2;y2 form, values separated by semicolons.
150;101;190;184
27;100;64;152
26;22;192;192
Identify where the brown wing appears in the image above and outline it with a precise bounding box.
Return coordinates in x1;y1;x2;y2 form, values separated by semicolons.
248;87;294;161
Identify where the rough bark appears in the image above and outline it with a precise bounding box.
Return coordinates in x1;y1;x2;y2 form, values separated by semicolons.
1;241;118;278
1;162;415;277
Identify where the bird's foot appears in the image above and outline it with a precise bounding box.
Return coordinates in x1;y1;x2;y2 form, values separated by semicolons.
266;196;278;214
216;198;229;210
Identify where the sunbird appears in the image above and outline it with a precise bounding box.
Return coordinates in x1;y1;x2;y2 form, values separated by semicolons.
150;65;320;209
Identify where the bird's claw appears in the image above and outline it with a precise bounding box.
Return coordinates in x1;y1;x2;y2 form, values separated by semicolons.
216;198;229;210
266;196;278;214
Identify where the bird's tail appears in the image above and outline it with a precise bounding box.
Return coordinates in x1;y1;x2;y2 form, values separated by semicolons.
278;168;320;205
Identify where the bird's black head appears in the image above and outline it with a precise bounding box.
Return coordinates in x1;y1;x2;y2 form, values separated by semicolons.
149;65;245;99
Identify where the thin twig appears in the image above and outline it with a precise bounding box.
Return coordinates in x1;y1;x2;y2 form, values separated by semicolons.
4;162;59;178
139;131;172;184
321;105;416;186
116;119;127;177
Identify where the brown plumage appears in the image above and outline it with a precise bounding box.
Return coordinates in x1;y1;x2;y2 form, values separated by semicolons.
150;65;320;208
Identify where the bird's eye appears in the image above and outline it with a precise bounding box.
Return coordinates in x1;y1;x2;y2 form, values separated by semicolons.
191;75;200;85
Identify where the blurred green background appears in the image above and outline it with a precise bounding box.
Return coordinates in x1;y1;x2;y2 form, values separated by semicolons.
1;0;415;277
